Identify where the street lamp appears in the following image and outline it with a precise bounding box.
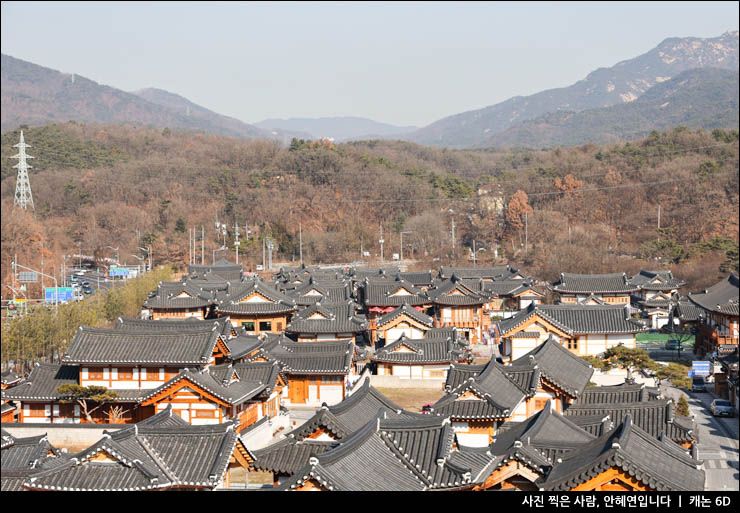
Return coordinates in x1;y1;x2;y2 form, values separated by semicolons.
138;247;152;271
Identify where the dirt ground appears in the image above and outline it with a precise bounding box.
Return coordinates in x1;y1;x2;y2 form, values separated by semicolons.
374;387;446;412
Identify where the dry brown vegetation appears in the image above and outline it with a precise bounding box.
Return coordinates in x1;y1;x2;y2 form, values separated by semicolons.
1;123;737;295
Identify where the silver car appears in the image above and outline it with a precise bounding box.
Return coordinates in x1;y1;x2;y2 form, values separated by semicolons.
710;399;736;417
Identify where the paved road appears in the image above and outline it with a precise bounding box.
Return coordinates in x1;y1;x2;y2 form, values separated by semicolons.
663;384;739;491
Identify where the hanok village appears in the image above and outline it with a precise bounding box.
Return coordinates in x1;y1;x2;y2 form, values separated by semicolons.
2;260;739;492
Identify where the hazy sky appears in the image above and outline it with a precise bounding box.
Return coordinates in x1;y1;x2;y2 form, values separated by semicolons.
2;1;738;127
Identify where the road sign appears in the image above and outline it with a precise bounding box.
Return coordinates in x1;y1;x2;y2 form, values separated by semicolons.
109;266;130;278
691;361;711;377
18;271;38;282
45;287;75;304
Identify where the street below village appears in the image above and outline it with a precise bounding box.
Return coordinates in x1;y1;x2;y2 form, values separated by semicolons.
663;384;739;491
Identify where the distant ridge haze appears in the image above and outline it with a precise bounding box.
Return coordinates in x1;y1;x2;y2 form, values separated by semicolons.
255;117;417;142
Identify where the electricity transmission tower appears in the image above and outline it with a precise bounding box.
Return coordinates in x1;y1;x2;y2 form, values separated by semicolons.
12;131;35;210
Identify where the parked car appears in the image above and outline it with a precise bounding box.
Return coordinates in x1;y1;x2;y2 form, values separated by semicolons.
691;377;707;393
665;339;681;350
82;285;93;295
710;399;736;417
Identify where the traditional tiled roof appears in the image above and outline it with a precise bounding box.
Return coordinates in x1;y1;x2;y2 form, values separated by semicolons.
1;370;22;387
640;292;676;308
254;382;422;476
376;303;433;327
279;415;476;491
511;336;594;398
139;367;267;407
252;438;338;475
216;277;297;315
62;325;221;365
2;364;79;401
628;270;685;291
23;413;241;491
289;380;421;441
577;383;661;405
399;271;435;288
225;335;263;361
564;398;694;444
143;282;211;309
286;304;367;335
480;280;538;297
540;416;705;491
439;265;524;281
427;276;489;306
688;274;740;316
552;273;638;294
498;303;645;336
674;297;703;322
285;279;354;306
491;401;596;468
114;316;233;338
188;259;243;281
372;335;467;365
361;278;429;307
430;361;528;420
1;432;67;491
266;339;354;375
445;363;488;390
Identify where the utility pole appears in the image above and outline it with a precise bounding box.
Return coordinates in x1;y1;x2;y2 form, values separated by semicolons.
267;238;274;270
379;225;385;262
473;240;477;267
189;227;192;265
657;204;661;231
299;222;303;266
262;237;266;270
400;231;412;265
524;212;529;254
234;221;240;265
201;226;204;265
450;218;456;256
12;131;35;210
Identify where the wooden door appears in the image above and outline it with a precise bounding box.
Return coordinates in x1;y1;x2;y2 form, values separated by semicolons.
289;377;308;404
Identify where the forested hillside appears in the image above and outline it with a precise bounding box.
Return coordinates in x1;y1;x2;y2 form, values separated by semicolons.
1;123;737;295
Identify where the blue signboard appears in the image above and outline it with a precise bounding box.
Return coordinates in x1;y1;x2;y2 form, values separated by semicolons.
109;267;130;278
45;287;75;304
691;361;711;377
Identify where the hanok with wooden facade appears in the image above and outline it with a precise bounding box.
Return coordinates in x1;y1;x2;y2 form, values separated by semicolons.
539;416;704;491
1;371;22;423
428;360;530;447
216;278;297;335
285;303;367;343
144;281;213;320
256;338;355;407
629;270;685;330
473;401;596;491
252;380;422;486
372;333;470;380
360;277;432;348
19;407;255;491
688;273;739;357
372;303;434;346
551;272;638;305
496;303;645;361
428;275;491;344
138;361;284;432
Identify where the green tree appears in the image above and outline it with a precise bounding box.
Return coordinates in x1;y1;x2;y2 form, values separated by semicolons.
600;346;654;382
57;384;118;422
654;362;692;390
